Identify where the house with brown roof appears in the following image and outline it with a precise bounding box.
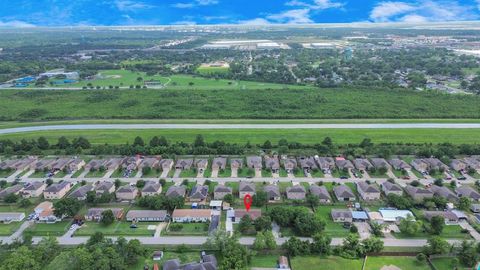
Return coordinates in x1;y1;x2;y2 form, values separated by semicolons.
429;185;458;202
213;185;232;200
381;181;403;196
233;209;261;223
68;185;94;200
166;186;186;198
246;156;262;169
0;185;24;200
286;185;306;200
356;182;380;201
175;159;193;170
94;181;115;194
239;182;256;198
142;182;162;196
456;186;480;201
405;185;434;201
264;156;280;173
44;182;72;200
333;185;356;201
354;159;373;171
21;181;46;198
388;158;411;170
316;157;335;172
309;185;331;203
172;209;212;223
35;201;60;223
85;208;124;221
116;185;138;201
264;185;281;201
212;157;227;170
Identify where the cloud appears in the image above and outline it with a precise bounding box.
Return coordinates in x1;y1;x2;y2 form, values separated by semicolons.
0;20;36;28
267;9;314;24
172;0;219;9
172;20;197;25
238;18;272;25
286;0;344;10
370;0;478;23
115;0;153;12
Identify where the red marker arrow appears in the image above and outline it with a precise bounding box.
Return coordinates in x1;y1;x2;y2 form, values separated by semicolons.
244;194;252;212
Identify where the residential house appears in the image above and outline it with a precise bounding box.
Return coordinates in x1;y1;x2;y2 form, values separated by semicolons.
353;158;373;171
264;185;281;201
103;158;123;171
298;156;317;171
212;157;227;171
189;185;208;202
405;185;434;201
286;185;306;200
424;158;449;172
331;209;353;223
43;182;72;200
0;212;25;223
141;182;162;196
31;159;55;172
85;159;107;171
195;159;209;173
309;185;331;203
0;185;23;200
94;181;115;194
379;209;415;224
283;158;297;172
122;156;141;171
316;157;335;172
175;159;193;170
21;181;46;198
163;254;217;270
233;209;262;223
370;158;391;170
388;158;411;171
68;185;94;200
213;185;232;200
463;157;480;171
335;157;355;171
159;159;174;171
246;156;262;169
50;158;73;172
381;181;403;196
429;185;458;202
172;209;212;223
450;159;467;172
352;211;369;222
126;210;168;222
424;211;460;225
239;182;256;198
456;186;480;201
230;158;244;170
67;158;86;173
85;208;124;221
471;204;480;213
264;156;280;173
35;201;59;223
139;156;161;169
333;185;356;201
0;156;37;171
356;182;381;201
166;186;186;199
411;159;429;173
116;185;138;200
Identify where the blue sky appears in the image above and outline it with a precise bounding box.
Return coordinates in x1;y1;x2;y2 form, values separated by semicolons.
1;0;480;27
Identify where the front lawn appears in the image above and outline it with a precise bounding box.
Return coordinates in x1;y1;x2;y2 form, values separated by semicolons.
290;256;363;270
364;256;430;270
71;168;85;178
249;254;279;268
126;251;200;270
85;170;107;178
394;224;470;239
262;169;272;177
0;222;22;236
332;169;349;178
75;221;157;236
315;206;351;237
0;169;15;178
163;222;209;236
218;168;232;177
24;221;71;236
430;257;471;270
311;170;324;178
179;169;197;178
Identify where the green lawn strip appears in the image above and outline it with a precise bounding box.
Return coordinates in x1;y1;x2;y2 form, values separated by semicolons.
29;170;49;178
364;256;430;270
53;170;68;178
24;220;72;236
0;202;37;214
71;168;85;178
393;225;470;239
237;168;254;177
85;170;107;178
430;257;471;270
141;169;162;178
392;169;407;178
262;169;273;177
163;222;209;236
125;251;200;270
249;254;279;268
75;221;157;236
179;169;197;178
0;222;22;236
293;169;305;177
203;168;212;178
0;169;15;178
311;169;325;177
279;168;288;177
332;169;350;178
290;256;364;270
218;168;232;177
314;205;351;237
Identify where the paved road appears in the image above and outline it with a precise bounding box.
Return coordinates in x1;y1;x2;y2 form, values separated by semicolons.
2;123;480;135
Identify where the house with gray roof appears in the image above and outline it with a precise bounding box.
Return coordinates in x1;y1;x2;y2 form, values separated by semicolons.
175;159;193;170
212;157;227;170
331;209;353;223
424;158;449;172
246;156;262;169
463;157;480;170
335;158;355;170
85;208;124;221
67;158;85;173
0;157;37;171
456;186;480;201
264;185;281;201
298;156;318;171
230;158;244;169
163;253;217;270
388;158;411;170
239;182;256;198
69;185;94;200
21;181;46;198
423;211;460;225
85;159;107;171
116;185;138;201
50;158;73;172
44;182;72;200
103;158;123;170
264;156;280;172
95;181;115;194
411;159;429;173
310;185;331;203
166;186;187;198
450;159;467;172
429;185;458;202
282;158;297;172
31;159;56;171
286;185;306;200
122;156;141;171
381;181;403;196
126;210;168;222
333;185;355;201
213;185;232;200
139;157;161;169
159;159;174;171
317;157;335;171
0;185;23;200
370;158;391;170
195;159;209;172
142;182;162;196
405;185;434;201
356;182;380;201
353;159;373;171
189;185;209;202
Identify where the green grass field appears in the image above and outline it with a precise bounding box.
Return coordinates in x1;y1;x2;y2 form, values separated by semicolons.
75;221;157;236
430;257;471;270
3;128;480;145
364;256;431;270
164;222;209;236
290;256;364;270
393;225;470;240
0;222;22;236
24;221;71;236
315;205;351;237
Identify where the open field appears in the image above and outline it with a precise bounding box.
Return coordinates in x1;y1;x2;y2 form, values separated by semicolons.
2;86;480;121
290;256;364;270
75;221;157;236
364;256;431;270
2;128;480;145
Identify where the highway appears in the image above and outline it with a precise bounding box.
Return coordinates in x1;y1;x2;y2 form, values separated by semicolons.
2;123;480;134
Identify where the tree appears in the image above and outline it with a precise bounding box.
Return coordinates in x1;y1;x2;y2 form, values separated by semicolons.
57;136;70;149
386;193;413;209
252;191;268;207
458;197;471;211
46;178;54;186
254;215;272;231
253;231;266;250
423;236;450;255
264;230;277;250
18;198;32;208
53;197;82;217
416;253;427;264
133;136;145;147
340;233;364;258
283;236;311;256
306;193;320;208
136;179;146;188
263;140;272;149
430;216;445;235
458;240;478;267
194;135;205;147
114;179;122;189
293;211;325;236
100;210;115;226
362;237;384;254
37;136;50;150
4;193;19;203
223;193;234;204
311;233;331;255
238;215;255;235
1;246;40;270
398;214;421;236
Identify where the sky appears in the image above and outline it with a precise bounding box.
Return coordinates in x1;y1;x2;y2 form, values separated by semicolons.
1;0;480;27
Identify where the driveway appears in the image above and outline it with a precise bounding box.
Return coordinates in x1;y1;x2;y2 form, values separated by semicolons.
459;221;480;241
231;168;238;178
209;215;220;234
211;169;219;178
354;222;371;240
160;169;170;178
173;169;182;178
